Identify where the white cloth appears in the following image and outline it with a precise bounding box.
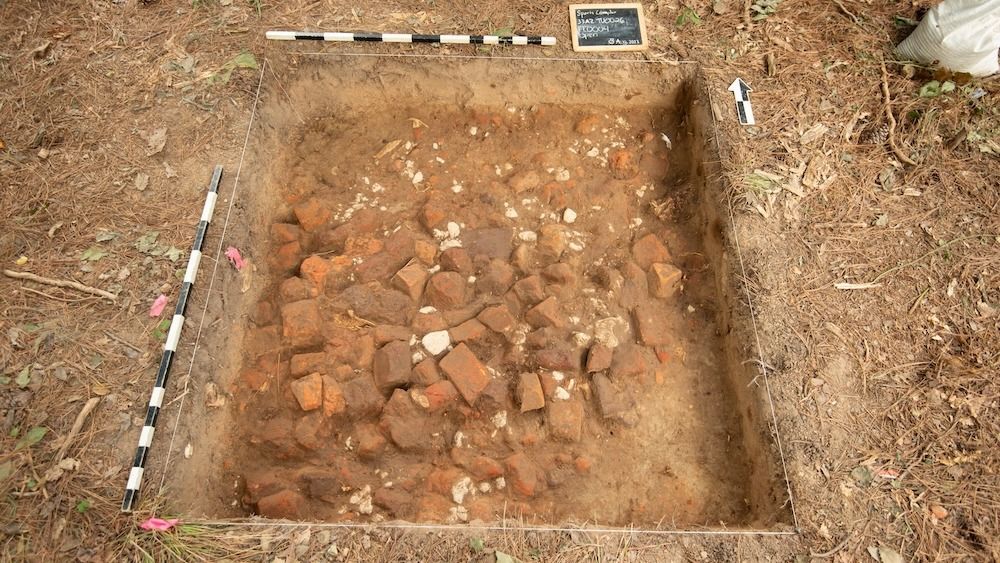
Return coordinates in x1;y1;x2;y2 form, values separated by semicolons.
896;0;1000;77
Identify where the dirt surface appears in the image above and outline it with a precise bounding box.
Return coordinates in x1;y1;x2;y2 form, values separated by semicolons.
1;0;998;561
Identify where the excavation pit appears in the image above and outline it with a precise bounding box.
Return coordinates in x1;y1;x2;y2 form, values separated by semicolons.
190;57;791;529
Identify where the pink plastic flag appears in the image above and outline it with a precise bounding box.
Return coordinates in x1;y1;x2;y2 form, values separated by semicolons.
149;294;168;317
139;517;179;531
225;246;245;271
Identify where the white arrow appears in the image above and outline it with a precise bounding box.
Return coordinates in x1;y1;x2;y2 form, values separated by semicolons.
728;78;755;126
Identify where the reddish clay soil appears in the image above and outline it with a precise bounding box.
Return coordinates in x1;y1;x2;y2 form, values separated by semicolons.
227;95;767;527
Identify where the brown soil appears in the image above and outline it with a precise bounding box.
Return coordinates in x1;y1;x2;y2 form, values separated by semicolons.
2;1;997;561
196;58;787;528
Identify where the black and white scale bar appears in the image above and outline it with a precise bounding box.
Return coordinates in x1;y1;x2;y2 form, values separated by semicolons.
266;30;556;46
121;165;223;513
728;77;756;126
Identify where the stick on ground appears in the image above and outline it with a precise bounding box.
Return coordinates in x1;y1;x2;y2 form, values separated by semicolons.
879;58;918;166
3;269;117;301
54;397;101;463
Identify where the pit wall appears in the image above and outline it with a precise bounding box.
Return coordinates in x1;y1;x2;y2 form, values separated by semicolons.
684;75;793;527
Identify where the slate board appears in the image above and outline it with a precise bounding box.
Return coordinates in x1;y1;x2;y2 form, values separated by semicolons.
569;3;648;52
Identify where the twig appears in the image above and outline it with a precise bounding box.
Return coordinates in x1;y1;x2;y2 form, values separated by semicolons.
4;269;117;301
103;331;144;355
810;532;852;558
869;234;994;284
19;286;97;303
879;58;918;166
831;0;862;26
54;397;101;463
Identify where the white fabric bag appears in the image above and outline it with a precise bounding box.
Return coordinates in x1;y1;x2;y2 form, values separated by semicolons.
896;0;1000;77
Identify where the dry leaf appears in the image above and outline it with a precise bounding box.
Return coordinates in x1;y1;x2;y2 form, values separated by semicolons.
92;382;110;396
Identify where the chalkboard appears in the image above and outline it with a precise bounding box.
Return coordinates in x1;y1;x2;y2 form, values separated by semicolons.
569;3;648;52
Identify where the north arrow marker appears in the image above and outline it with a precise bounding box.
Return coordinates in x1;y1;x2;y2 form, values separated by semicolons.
728;78;755;126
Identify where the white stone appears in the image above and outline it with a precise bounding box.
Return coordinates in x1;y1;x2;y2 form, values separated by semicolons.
451;183;463;193
451;476;474;504
478;482;492;493
505;208;519;219
422;330;451;355
491;410;508;428
494;477;506;490
569;242;584;252
439;239;462;250
469;126;478;136
447;222;461;238
454;430;465;448
593;317;627;348
551;371;565;382
518;231;537;242
554;387;571;401
563;208;577;223
419;306;438;314
555;168;571;181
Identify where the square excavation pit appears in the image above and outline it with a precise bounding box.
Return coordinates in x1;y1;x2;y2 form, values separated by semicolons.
188;57;792;530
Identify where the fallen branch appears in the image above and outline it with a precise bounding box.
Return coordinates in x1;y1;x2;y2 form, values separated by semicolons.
3;269;117;301
54;397;101;463
879;58;918;166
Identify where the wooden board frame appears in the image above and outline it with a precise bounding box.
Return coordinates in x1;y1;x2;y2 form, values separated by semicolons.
569;3;648;52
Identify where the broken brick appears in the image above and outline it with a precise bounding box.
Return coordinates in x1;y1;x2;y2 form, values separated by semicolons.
322;375;346;416
257;489;306;520
290;372;323;411
341;374;385;419
270;223;301;244
469;456;504;480
475;259;515;296
380;389;432;451
292;199;332;232
535;347;579;371
423;379;459;411
631;234;671;270
449;318;487;343
391;261;429;301
373;325;412;345
279;276;316;304
504;453;541;497
293;411;326;450
414;239;438;265
477;304;515;333
424;271;467;310
609;149;639;180
373;340;412;393
439;248;473;274
412;358;441;385
513;275;546;305
592;373;629;418
542;263;577;286
586;344;613;373
270;241;302;273
648;263;682;299
355;423;386;459
517;372;545;413
281;299;323;348
546;398;584;442
525;297;566;328
300;255;332;288
438;343;490;405
633;308;670;346
611;346;647;379
537;224;567;259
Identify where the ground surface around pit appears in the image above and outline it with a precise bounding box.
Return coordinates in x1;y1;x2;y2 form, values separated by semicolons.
2;1;998;561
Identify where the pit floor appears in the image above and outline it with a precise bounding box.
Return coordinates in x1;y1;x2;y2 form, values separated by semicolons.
188;59;780;528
